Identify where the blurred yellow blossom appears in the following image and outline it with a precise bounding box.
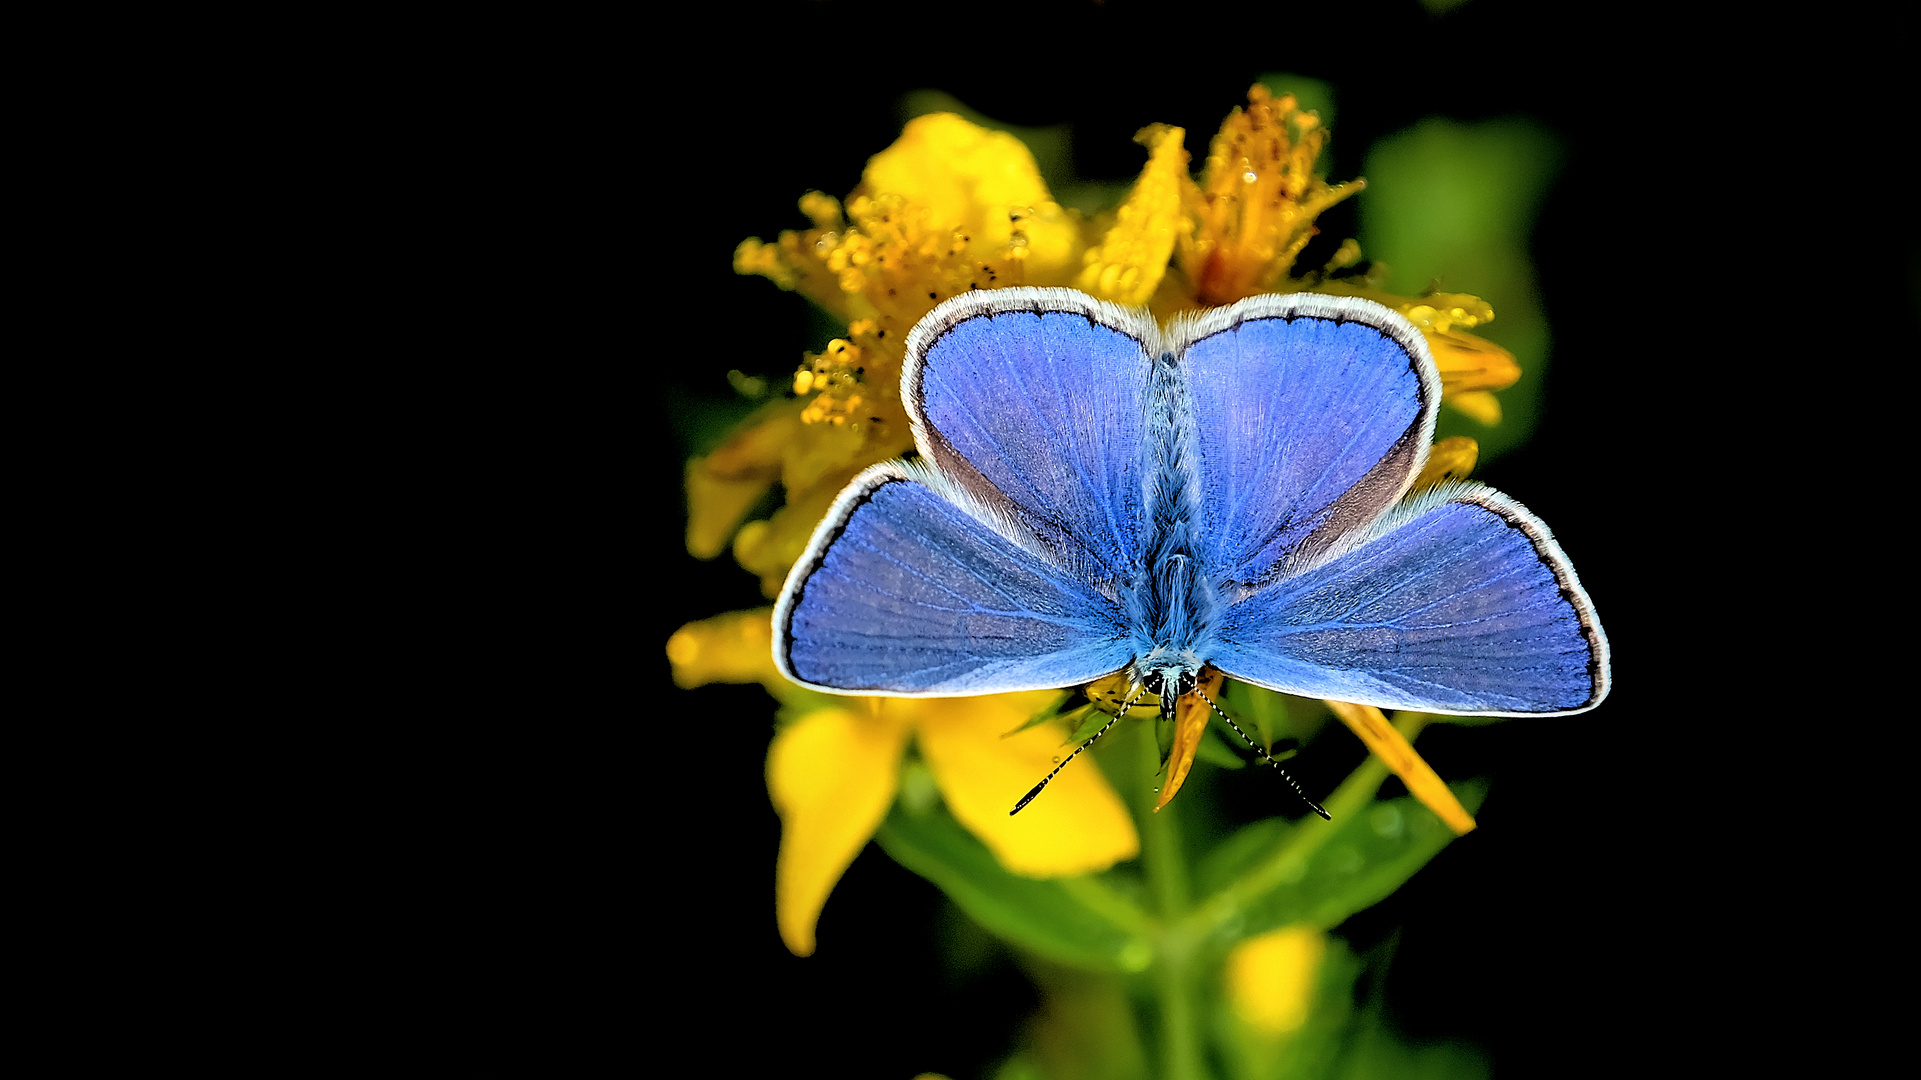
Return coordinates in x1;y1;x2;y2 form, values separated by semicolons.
1226;925;1328;1036
665;607;785;690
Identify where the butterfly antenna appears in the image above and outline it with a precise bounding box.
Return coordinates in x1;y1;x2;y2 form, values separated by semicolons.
1194;687;1331;821
1011;687;1143;816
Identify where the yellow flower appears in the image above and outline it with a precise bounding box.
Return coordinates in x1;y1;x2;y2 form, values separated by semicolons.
1171;85;1364;309
669;610;1139;956
677;87;1525;954
1225;925;1328;1037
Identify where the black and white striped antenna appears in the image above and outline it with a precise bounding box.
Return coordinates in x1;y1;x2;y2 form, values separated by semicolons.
1009;685;1145;815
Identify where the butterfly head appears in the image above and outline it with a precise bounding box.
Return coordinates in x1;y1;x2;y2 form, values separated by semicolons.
1134;657;1199;720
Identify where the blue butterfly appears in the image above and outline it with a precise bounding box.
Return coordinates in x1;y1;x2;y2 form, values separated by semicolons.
773;287;1609;763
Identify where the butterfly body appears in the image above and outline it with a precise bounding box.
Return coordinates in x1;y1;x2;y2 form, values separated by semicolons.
774;288;1608;721
1112;348;1213;715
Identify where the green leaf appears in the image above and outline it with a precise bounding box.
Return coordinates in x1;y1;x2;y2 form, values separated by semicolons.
1004;688;1079;736
1198;784;1486;941
1065;704;1113;743
1196;726;1248;770
1195;817;1298;897
1155;713;1175;762
875;801;1154;973
1224;682;1291;750
1332;1000;1490;1080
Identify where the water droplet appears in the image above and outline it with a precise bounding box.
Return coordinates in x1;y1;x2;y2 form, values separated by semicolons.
1331;844;1363;875
1369;803;1405;840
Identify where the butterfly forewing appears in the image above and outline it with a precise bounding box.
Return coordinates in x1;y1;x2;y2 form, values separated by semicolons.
1172;295;1438;598
903;289;1161;581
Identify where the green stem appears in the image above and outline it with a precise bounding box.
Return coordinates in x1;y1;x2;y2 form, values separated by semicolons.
1132;722;1206;1080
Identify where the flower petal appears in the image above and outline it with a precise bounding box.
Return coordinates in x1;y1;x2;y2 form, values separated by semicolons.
1075;124;1187;305
732;465;863;597
665;607;780;690
1323;700;1476;834
1446;389;1503;425
1179;86;1363;306
862;113;1079;282
1153;668;1224;811
916;694;1139;877
766;704;912;955
682;402;806;560
1426;329;1521;397
1411;436;1479;492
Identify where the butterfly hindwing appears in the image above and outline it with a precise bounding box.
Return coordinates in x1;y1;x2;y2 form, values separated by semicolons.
774;463;1135;696
1173;294;1439;597
1210;484;1609;716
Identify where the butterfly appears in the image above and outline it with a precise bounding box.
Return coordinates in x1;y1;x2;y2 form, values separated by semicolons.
772;287;1609;782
